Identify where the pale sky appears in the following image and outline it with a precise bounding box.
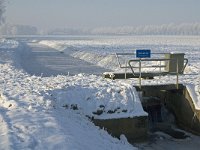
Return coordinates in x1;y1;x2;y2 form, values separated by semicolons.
5;0;200;30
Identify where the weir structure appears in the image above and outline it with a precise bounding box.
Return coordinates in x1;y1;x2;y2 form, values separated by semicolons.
93;84;200;142
94;52;200;143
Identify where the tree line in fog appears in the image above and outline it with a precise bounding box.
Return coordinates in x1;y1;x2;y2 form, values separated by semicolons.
90;23;200;35
0;24;38;35
1;23;200;36
0;0;5;25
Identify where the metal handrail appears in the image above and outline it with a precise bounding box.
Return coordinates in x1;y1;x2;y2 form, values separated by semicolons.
115;52;188;89
128;58;188;74
116;53;170;69
128;58;175;74
116;52;170;56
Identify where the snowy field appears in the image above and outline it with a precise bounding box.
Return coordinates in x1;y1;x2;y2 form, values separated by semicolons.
0;36;200;149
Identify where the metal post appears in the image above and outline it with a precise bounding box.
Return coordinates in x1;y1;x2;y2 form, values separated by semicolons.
176;59;179;89
139;58;142;89
125;61;127;79
159;60;161;79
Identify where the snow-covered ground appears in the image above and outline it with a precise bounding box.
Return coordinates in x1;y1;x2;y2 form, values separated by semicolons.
1;36;200;149
0;38;138;149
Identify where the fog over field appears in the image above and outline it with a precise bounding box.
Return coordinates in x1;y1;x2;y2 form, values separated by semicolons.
1;23;200;35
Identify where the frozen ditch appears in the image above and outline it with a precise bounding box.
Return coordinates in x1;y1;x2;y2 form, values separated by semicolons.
18;43;110;77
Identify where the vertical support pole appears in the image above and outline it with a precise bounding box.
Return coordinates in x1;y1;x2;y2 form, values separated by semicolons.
159;60;161;79
176;59;179;89
125;60;127;79
139;58;142;89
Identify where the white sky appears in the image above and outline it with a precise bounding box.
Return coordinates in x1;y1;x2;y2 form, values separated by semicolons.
5;0;200;29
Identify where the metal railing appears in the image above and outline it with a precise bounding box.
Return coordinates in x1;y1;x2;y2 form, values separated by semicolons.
115;52;188;89
116;52;169;69
128;58;188;75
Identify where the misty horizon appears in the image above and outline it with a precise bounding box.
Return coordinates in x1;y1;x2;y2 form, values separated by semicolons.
5;0;200;31
1;22;200;36
1;0;200;36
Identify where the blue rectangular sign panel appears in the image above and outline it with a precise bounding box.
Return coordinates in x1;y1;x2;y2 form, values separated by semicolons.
136;49;151;58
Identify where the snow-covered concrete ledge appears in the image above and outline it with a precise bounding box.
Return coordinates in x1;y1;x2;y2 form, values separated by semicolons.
186;84;200;110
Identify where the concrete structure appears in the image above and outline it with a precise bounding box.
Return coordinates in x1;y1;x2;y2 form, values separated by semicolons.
93;116;148;143
165;53;185;73
137;84;200;135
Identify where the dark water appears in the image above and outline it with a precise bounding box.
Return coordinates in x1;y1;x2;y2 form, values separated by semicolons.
143;97;188;139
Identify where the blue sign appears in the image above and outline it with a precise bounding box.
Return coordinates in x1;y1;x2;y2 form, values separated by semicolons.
136;49;151;58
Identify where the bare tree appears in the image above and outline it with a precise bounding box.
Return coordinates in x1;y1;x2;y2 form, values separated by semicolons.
0;0;5;25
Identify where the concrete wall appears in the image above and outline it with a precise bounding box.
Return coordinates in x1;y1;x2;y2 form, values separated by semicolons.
93;116;148;143
168;87;200;134
139;84;200;135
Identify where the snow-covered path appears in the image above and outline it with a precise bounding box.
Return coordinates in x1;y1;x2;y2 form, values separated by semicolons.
19;43;110;77
0;90;134;150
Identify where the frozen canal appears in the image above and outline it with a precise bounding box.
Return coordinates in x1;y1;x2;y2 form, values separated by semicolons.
20;42;110;77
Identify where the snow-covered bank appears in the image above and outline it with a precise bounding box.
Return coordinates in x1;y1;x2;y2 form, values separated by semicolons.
0;39;146;118
0;39;19;49
39;36;200;48
0;62;146;120
71;51;119;71
0;66;135;149
0;39;138;149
